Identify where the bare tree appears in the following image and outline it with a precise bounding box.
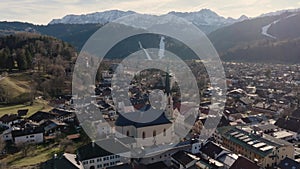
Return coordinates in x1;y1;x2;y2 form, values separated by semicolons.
21;143;33;157
0;136;6;154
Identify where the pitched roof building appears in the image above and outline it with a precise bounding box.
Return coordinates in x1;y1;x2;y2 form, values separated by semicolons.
217;126;294;168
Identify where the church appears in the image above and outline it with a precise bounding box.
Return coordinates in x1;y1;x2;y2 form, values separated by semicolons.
114;70;175;148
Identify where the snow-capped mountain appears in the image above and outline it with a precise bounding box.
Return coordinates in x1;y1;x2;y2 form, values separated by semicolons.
167;9;248;33
168;9;245;26
259;8;300;17
49;10;136;24
49;9;248;34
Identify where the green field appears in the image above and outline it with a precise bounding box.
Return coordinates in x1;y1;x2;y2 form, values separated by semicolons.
0;144;62;168
0;73;32;105
0;100;53;118
0;73;53;117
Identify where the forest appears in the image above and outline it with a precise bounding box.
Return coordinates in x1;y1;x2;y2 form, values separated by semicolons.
0;33;77;104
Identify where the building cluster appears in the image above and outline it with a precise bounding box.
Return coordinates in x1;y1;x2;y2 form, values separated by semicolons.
0;106;79;146
2;62;300;169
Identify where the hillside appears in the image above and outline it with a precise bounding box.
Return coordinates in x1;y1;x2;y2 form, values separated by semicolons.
208;14;284;53
0;22;102;50
208;11;300;63
0;75;30;104
0;33;77;104
222;38;300;64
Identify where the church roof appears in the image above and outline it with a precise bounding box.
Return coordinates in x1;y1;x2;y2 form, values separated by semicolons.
115;110;171;128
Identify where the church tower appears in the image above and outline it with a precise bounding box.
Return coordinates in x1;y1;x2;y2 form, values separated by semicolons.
164;68;173;120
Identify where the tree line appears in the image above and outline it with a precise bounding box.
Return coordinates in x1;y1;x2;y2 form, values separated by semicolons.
0;33;77;99
0;33;76;72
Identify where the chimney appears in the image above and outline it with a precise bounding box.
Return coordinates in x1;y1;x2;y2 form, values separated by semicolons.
54;154;58;159
92;141;95;148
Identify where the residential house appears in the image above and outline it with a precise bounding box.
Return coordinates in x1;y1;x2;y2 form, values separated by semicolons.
77;141;128;169
11;127;44;145
40;119;67;135
0;114;21;128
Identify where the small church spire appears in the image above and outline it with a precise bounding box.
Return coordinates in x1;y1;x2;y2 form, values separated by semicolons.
165;66;171;97
164;66;173;120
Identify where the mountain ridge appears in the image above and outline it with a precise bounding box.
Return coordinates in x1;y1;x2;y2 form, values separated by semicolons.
49;9;247;34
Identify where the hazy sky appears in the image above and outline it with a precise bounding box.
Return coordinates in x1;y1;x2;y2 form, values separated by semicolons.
1;0;300;24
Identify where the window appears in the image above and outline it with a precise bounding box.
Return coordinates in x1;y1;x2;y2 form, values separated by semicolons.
163;129;166;136
126;130;130;136
153;130;156;137
142;132;146;139
90;159;94;163
97;164;102;168
30;135;34;138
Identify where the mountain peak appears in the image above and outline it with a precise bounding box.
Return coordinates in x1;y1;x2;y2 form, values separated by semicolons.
238;15;249;21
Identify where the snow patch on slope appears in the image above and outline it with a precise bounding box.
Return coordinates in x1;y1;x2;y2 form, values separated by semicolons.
261;14;298;39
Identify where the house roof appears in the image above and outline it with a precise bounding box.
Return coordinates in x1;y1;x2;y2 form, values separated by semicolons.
28;111;57;123
278;157;300;169
200;141;225;159
115;110;171;128
42;153;83;169
275;116;300;133
11;127;44;137
239;97;253;105
51;108;74;117
253;123;277;131
77;142;113;161
229;156;260;169
67;134;80;140
171;151;195;166
0;114;20;123
292;108;300;119
77;139;130;161
17;109;28;116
